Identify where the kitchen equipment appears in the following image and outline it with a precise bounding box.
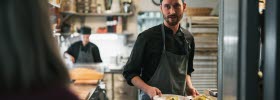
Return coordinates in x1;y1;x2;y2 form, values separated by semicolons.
86;80;108;100
76;0;92;13
72;63;105;73
208;89;218;97
104;0;112;11
61;0;76;12
111;0;121;13
123;2;131;13
96;4;102;14
152;0;161;6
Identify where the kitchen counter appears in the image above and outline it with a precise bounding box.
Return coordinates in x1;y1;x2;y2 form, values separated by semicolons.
69;64;127;100
70;84;97;100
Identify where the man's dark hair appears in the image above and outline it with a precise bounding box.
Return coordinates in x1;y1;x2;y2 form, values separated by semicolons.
160;0;185;4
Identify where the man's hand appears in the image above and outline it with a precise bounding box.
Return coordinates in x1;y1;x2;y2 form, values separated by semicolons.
187;87;199;97
131;76;162;100
69;55;75;63
144;86;162;99
185;75;199;97
65;53;75;63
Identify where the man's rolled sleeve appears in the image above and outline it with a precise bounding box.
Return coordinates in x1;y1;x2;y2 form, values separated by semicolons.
92;46;102;63
123;34;146;86
65;44;75;57
187;37;195;76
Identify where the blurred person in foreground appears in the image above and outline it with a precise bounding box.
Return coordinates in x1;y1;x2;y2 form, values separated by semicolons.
0;0;79;100
123;0;199;99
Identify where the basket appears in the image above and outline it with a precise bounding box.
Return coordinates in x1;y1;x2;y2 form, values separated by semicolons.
186;7;213;16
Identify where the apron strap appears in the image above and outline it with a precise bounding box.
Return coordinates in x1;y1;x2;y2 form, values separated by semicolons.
179;28;190;96
179;27;191;53
162;24;191;52
183;57;189;95
161;24;166;51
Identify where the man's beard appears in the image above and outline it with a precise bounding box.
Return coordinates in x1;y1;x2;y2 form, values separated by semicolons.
163;14;182;26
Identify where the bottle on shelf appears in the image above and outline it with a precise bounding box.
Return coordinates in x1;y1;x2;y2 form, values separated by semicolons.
116;16;123;33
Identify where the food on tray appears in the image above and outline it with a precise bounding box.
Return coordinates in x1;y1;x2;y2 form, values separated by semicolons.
153;94;187;100
194;95;208;100
166;96;179;100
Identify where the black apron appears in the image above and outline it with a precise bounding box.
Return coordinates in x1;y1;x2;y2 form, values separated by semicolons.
139;24;190;100
76;44;95;63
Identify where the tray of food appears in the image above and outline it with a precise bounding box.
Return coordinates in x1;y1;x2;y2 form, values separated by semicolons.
153;94;213;100
153;94;193;100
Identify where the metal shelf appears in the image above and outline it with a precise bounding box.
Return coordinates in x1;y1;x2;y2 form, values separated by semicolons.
53;33;133;36
60;11;134;25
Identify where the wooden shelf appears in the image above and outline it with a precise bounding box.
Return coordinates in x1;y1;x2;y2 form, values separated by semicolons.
53;33;133;36
96;33;133;35
61;11;134;17
91;33;134;36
